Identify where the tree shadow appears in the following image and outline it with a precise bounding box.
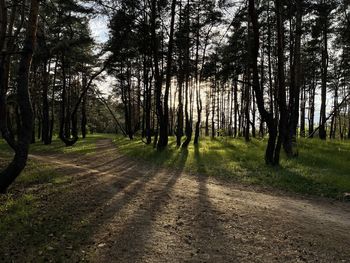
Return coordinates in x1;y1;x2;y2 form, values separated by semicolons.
88;148;189;262
1;146;188;262
183;145;239;261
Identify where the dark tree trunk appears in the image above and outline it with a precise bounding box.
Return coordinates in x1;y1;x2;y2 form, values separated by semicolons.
150;0;165;149
0;0;39;193
59;56;78;147
319;14;328;140
244;71;250;142
234;80;238;137
308;74;316;137
81;92;87;139
194;6;202;145
42;62;50;144
348;106;350;139
182;0;192;148
290;0;302;138
0;0;18;151
145;62;152;144
275;0;290;163
158;0;176;149
248;0;278;165
211;79;216;138
182;73;192;148
300;83;306;137
252;90;256;138
31;103;36;144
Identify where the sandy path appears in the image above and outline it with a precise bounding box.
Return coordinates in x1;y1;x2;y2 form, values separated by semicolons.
27;139;350;263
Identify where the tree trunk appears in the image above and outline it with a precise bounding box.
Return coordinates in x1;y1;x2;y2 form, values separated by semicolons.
300;83;306;137
42;61;50;144
308;74;316;137
275;0;290;163
319;14;328;140
248;0;278;165
158;0;176;149
0;0;39;193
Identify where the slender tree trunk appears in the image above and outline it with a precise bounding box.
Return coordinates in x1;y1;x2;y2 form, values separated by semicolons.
300;82;306;137
81;75;87;139
158;0;177;149
182;0;192;148
234;80;238;137
252;90;256;138
319;15;328;140
42;61;50;144
275;0;290;163
309;74;316;137
31;102;36;144
244;71;250;142
194;6;202;145
211;78;216;138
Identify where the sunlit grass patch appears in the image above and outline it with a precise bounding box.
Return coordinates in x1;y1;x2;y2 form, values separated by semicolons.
30;134;115;155
114;136;350;198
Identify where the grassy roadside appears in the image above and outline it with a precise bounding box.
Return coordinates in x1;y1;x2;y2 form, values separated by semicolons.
0;134;112;261
114;136;350;199
1;133;349;202
0;134;113;187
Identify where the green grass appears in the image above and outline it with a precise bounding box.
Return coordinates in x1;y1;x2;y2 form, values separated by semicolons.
29;133;115;155
0;134;112;261
1;134;349;200
114;136;350;199
0;134;113;190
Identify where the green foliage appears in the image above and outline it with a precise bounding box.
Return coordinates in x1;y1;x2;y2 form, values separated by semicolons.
114;136;350;198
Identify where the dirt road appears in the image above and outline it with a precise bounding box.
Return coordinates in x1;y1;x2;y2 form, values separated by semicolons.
22;139;350;262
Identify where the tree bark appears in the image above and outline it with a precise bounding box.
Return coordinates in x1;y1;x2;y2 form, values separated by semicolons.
0;0;39;193
319;10;328;140
248;0;278;165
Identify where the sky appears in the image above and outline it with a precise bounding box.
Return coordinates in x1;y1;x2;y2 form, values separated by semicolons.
89;16;116;95
89;16;109;44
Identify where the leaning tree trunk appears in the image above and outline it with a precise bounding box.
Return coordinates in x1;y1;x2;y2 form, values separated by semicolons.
0;0;39;193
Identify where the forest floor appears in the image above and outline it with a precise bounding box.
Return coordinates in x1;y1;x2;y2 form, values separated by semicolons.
1;136;350;262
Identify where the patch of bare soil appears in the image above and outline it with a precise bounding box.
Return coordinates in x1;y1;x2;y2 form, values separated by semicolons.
6;139;350;262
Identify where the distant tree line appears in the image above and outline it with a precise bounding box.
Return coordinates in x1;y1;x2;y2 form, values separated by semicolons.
105;0;350;164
